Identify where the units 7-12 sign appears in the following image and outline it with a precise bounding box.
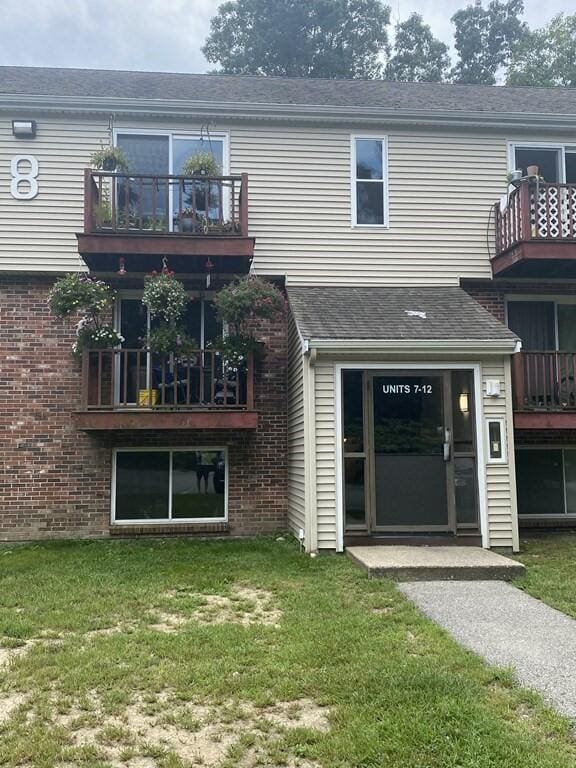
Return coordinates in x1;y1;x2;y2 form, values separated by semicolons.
382;384;433;394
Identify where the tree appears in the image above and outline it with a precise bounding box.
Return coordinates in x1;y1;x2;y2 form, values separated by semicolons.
451;0;527;84
202;0;391;79
507;14;576;87
385;13;450;82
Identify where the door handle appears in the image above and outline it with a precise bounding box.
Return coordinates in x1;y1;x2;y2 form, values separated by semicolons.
443;428;451;462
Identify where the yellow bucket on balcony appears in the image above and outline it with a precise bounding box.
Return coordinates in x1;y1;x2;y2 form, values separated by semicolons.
138;388;158;407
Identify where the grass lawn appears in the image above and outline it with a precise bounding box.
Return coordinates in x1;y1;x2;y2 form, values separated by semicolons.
514;533;576;619
1;538;576;767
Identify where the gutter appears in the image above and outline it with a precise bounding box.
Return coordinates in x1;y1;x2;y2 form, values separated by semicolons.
305;338;520;356
2;94;576;131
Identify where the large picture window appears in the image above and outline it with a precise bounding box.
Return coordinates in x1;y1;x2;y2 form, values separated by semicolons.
516;448;576;517
352;136;388;226
113;448;227;523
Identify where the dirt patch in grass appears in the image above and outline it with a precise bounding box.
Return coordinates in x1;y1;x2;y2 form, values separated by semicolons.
0;692;26;723
154;585;282;630
47;690;329;767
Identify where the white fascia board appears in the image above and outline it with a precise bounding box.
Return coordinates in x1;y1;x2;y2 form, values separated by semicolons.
308;338;519;355
2;94;576;131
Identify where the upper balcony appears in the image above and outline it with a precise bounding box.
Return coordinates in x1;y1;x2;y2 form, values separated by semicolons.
493;179;576;278
76;170;254;274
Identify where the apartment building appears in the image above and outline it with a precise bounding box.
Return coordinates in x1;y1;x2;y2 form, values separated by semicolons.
1;67;574;551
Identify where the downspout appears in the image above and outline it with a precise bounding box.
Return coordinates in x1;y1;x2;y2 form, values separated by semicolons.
303;343;318;554
504;354;521;553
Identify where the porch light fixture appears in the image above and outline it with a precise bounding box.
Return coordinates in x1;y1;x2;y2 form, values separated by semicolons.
117;257;127;275
458;392;469;414
12;120;36;138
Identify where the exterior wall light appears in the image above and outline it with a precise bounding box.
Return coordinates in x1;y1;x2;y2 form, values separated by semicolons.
12;120;37;138
458;392;469;414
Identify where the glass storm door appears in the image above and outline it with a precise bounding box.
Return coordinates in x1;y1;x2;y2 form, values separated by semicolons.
370;373;454;531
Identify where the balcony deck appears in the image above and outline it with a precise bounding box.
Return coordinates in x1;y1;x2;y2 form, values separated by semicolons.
76;170;253;273
73;348;257;431
493;179;576;277
512;351;576;428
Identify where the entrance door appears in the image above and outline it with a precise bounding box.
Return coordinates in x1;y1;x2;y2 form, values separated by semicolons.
370;373;454;532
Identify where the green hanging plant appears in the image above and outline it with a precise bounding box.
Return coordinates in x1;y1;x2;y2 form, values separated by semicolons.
142;270;189;324
181;151;221;176
213;276;285;334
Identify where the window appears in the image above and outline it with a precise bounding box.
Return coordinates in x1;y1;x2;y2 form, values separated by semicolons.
486;419;506;463
515;448;576;517
352;136;388;226
113;448;227;523
115;132;228;230
511;144;576;183
507;298;576;352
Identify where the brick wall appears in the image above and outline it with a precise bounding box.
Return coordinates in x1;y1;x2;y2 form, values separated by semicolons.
464;281;576;323
0;276;288;541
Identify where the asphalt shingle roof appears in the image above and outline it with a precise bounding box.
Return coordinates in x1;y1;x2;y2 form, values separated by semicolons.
1;66;576;116
287;286;518;342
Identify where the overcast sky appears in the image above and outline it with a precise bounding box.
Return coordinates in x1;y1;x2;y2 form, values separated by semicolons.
0;0;573;74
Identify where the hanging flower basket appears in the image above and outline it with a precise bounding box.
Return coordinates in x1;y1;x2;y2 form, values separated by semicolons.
142;270;189;324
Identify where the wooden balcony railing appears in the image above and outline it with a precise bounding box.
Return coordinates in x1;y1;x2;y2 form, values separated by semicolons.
494;179;576;256
84;170;248;237
81;348;254;412
512;351;576;411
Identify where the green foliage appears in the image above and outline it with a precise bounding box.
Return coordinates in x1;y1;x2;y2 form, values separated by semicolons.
48;273;115;318
209;333;264;368
148;323;197;356
73;324;123;359
49;274;119;358
181;151;221;176
202;0;391;78
385;13;450;83
142;270;189;323
507;14;576;87
213;276;285;332
90;145;130;172
1;539;576;767
451;0;527;84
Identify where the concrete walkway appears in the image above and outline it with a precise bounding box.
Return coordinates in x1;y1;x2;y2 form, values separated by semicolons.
398;580;576;719
347;546;525;581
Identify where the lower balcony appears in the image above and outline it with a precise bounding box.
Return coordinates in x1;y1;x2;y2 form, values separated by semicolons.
73;348;257;430
512;351;576;428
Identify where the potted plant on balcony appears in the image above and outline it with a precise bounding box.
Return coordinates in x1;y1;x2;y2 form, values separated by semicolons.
48;273;122;359
90;145;130;172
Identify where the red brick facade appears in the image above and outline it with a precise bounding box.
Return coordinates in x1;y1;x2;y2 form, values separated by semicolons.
0;275;288;541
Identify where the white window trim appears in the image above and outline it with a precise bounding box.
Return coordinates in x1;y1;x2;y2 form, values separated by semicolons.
350;135;389;229
114;130;231;233
486;418;507;464
516;445;576;518
111;446;228;525
505;295;576;352
507;141;576;183
114;128;230;176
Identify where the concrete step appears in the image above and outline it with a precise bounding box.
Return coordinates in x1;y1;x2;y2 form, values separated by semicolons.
347;545;526;581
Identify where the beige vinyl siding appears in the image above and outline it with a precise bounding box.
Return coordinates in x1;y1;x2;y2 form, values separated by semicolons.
304;356;517;551
314;360;338;550
231;126;510;285
0;117;108;272
482;357;518;550
287;314;306;537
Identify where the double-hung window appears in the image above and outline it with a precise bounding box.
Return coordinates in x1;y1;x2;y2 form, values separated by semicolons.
352;136;388;227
